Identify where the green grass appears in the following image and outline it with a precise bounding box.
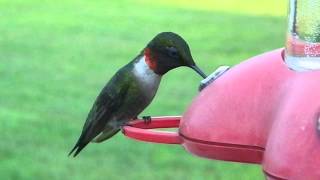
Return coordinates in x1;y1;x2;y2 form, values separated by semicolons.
0;0;286;179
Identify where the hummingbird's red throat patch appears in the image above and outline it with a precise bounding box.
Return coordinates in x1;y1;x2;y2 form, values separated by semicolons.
144;48;157;71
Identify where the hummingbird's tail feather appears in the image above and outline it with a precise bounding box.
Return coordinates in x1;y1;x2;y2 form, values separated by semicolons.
68;144;78;156
71;142;89;157
68;136;90;157
69;124;119;157
68;125;95;157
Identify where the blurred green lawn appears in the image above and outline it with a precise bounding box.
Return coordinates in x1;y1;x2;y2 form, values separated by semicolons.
0;0;286;179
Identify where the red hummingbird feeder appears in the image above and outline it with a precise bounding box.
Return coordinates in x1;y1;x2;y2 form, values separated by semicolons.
122;1;320;179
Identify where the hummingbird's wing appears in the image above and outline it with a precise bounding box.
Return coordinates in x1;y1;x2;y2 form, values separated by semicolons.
69;68;132;157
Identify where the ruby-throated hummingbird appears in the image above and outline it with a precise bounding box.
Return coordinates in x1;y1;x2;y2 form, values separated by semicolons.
69;32;206;157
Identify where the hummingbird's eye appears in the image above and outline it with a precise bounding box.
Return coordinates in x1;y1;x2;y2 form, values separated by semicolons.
166;46;179;59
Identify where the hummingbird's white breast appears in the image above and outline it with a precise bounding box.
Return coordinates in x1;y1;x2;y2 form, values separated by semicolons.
132;56;161;92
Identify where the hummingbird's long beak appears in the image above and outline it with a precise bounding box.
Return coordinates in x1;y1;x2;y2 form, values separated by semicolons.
191;65;207;79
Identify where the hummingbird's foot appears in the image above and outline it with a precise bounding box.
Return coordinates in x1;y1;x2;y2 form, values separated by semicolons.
142;116;152;125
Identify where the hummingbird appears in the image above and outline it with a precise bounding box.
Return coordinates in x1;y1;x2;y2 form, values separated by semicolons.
69;32;206;157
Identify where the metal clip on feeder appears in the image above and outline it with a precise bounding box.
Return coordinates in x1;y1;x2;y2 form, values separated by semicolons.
123;1;320;179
